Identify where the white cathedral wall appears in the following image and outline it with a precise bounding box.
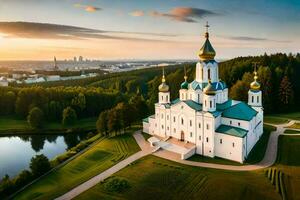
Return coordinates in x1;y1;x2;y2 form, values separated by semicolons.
195;61;219;83
202;113;215;157
214;133;244;163
221;117;250;130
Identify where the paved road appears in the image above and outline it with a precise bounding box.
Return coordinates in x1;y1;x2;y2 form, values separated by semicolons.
56;120;300;199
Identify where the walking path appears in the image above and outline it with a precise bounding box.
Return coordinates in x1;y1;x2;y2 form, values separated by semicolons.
56;120;300;199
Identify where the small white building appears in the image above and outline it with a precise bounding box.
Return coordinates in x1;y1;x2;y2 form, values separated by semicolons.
143;25;264;163
0;77;9;86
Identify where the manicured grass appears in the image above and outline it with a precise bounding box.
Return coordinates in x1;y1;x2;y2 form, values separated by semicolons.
245;124;276;164
264;116;289;125
14;131;140;200
284;129;300;134
265;112;300;124
0;116;97;134
274;135;300;200
188;154;243;166
286;122;300;129
75;155;281;200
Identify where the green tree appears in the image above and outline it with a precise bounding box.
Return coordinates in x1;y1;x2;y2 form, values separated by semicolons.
71;93;86;111
27;107;44;129
107;108;122;135
29;154;51;177
96;110;109;136
62;107;77;125
14;170;33;188
279;76;294;109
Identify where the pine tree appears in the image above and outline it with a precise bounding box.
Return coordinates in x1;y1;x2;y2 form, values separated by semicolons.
279;76;294;107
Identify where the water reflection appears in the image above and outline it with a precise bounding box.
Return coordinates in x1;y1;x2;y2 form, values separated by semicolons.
0;132;88;178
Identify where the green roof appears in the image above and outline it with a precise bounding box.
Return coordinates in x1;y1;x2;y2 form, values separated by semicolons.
216;125;248;138
185;100;202;111
222;102;257;121
216;99;233;110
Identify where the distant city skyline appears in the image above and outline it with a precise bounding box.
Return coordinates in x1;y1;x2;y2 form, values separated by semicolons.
0;0;299;60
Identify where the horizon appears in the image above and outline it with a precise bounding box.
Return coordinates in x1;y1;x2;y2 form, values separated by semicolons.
0;0;299;61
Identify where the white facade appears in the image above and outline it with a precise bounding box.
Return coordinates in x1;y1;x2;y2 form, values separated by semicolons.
143;28;264;163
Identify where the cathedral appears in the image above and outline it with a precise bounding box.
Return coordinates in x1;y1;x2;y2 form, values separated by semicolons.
143;24;264;163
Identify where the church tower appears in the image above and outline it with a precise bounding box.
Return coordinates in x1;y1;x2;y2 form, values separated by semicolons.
158;67;170;104
179;66;188;101
248;66;262;110
203;80;217;112
195;22;218;83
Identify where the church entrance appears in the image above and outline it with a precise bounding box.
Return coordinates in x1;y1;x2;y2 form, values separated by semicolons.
180;131;184;141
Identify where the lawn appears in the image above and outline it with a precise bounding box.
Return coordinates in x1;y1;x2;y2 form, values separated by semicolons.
265;112;300;124
286;122;300;129
0;116;97;134
14;131;140;200
264;116;289;124
75;155;281;200
273;135;300;200
284;129;300;134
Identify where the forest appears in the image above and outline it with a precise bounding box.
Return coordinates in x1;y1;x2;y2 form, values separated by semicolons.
0;53;299;126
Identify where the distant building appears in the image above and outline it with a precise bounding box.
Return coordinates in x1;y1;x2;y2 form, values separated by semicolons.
79;56;83;62
54;56;58;70
46;75;60;82
0;77;9;86
74;56;77;62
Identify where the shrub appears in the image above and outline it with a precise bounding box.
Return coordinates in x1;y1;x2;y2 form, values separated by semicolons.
104;177;130;193
30;154;51;177
27;107;44;128
14;170;33;188
62;107;77;125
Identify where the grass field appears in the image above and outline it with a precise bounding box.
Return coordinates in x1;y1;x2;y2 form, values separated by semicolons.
286;122;300;129
284;129;300;134
0;116;97;134
264;116;289;124
274;135;300;200
75;155;281;200
14;131;140;200
264;112;300;124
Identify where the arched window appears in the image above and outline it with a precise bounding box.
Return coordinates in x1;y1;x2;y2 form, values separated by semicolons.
208;68;211;80
252;96;254;103
201;68;204;80
210;100;212;108
257;96;259;103
166;95;168;102
198;94;200;102
162;96;163;101
181;118;184;125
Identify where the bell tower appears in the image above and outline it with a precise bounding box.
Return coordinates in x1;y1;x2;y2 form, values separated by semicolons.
248;64;262;110
158;67;170;104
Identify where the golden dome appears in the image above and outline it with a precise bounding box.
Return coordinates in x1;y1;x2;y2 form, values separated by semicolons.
158;70;169;92
250;72;261;90
198;23;216;61
204;80;216;95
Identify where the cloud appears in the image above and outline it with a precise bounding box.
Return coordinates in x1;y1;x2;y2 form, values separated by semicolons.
129;10;144;17
149;7;218;23
224;35;291;43
0;21;177;42
74;4;101;12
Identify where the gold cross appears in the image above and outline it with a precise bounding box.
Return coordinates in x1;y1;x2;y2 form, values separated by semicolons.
205;21;210;32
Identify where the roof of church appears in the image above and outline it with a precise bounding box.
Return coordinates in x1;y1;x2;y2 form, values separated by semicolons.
216;125;248;138
142;117;149;123
167;98;256;121
222;102;257;121
190;80;227;91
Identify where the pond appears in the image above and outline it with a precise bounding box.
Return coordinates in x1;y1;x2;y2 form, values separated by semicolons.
0;133;88;178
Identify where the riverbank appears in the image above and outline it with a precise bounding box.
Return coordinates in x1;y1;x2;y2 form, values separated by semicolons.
0;116;97;136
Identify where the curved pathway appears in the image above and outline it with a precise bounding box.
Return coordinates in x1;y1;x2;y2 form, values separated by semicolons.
56;120;300;199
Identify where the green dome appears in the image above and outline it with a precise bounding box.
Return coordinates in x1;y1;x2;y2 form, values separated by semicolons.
181;81;188;89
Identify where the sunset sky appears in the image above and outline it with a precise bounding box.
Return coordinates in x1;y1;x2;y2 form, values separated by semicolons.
0;0;299;60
